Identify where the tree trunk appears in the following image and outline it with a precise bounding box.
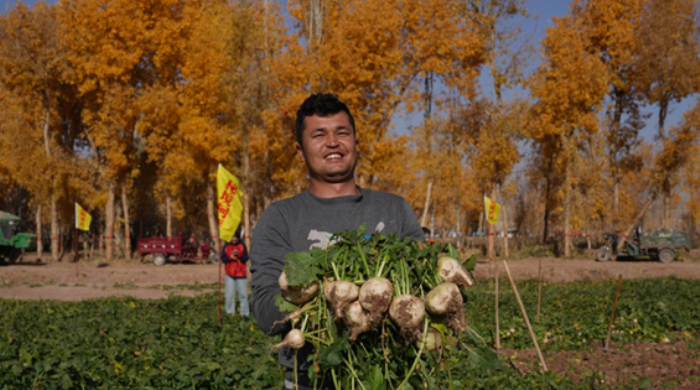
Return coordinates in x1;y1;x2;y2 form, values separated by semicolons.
36;203;43;261
542;155;554;245
487;189;496;261
563;199;571;258
105;182;115;262
115;201;122;259
243;194;251;249
420;181;433;227
122;187;131;261
478;208;483;237
99;222;104;253
455;200;461;249
658;100;671;231
50;199;58;262
207;182;220;256
663;180;671;230
542;176;551;245
166;193;172;240
502;200;509;259
563;170;572;258
613;173;620;230
243;134;252;250
586;210;592;250
41;102;58;262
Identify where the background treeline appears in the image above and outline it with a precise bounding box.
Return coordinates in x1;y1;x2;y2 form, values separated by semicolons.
1;0;699;262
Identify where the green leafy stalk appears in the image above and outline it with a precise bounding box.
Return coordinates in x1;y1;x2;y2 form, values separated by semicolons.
397;318;430;390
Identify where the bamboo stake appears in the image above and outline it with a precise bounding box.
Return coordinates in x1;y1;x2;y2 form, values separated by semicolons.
503;260;548;372
605;274;623;349
536;259;542;323
495;263;500;350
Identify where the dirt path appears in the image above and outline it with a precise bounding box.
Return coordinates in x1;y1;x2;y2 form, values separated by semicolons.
474;256;700;283
0;259;220;300
1;256;699;301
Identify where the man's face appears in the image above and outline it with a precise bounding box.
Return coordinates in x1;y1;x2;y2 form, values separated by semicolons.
296;112;358;184
231;236;239;245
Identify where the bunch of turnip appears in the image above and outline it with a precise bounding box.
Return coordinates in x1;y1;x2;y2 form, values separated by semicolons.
273;226;487;390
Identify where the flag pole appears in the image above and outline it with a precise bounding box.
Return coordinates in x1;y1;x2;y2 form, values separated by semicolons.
218;238;223;327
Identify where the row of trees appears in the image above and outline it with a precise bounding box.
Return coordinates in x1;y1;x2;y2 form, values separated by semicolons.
0;0;698;262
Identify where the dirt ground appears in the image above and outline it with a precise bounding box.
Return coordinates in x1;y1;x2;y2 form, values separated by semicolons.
2;255;700;300
503;338;700;389
2;254;700;388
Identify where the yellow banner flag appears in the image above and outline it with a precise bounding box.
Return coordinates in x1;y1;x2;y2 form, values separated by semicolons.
484;196;501;225
75;203;92;231
217;164;244;242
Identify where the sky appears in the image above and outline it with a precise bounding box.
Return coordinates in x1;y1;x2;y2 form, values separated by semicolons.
1;0;695;141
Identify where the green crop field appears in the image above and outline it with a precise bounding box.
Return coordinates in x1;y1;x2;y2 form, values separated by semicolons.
1;277;699;389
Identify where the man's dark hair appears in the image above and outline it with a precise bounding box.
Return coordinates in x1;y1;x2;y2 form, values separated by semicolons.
295;93;356;146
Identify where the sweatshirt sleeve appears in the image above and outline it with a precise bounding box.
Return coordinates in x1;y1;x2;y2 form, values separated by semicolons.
401;198;427;242
239;243;250;263
250;205;291;336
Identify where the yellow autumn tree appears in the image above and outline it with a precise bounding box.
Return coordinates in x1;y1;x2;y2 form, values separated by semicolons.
59;0;148;261
528;9;609;257
635;0;700;230
271;0;487;205
0;2;78;261
576;0;645;229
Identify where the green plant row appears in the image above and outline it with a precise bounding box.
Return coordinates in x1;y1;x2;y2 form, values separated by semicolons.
465;276;700;351
2;277;699;389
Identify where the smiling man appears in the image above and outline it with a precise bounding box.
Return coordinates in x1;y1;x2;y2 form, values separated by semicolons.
250;93;424;390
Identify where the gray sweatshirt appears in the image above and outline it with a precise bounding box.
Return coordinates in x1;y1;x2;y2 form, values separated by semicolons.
250;187;425;373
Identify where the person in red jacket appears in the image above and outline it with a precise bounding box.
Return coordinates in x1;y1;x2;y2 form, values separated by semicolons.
222;234;250;317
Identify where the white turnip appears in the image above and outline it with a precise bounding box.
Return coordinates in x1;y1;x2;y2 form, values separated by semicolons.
343;300;372;340
422;328;443;352
273;328;306;350
437;256;474;288
424;282;466;333
279;271;319;305
323;280;360;320
359;277;394;315
389;295;425;343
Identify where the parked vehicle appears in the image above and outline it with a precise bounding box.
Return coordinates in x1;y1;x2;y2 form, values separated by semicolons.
138;233;217;266
496;229;518;238
596;225;691;263
0;211;37;265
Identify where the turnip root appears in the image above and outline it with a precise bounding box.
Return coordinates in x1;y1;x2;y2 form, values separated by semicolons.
425;282;466;333
389;295;425;343
276;308;302;327
324;280;360;320
279;271;319;305
422;328;443;352
359;277;394;327
343;301;372;340
437;256;474;288
359;277;394;314
273;328;306;350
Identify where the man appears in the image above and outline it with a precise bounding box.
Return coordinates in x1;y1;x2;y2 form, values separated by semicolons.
250;93;424;389
222;234;250;317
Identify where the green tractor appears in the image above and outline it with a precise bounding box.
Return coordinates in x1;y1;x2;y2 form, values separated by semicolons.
0;210;37;265
596;225;691;263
